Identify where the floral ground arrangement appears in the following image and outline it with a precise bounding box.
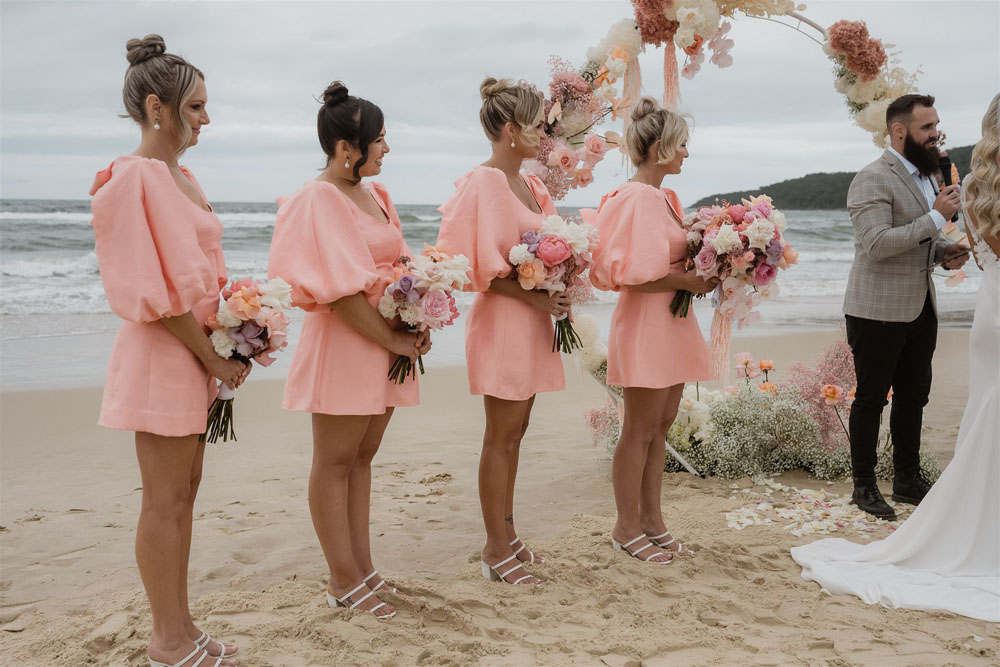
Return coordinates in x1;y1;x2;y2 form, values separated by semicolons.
576;315;943;482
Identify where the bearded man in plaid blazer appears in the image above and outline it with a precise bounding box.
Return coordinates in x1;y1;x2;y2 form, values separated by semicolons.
844;94;969;519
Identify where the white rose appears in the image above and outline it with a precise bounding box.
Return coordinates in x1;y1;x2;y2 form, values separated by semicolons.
770;210;786;234
509;244;534;266
261;277;293;310
744;218;776;251
710;225;742;254
210;329;235;358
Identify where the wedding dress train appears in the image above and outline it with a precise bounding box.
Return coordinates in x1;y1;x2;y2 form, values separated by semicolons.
790;187;1000;622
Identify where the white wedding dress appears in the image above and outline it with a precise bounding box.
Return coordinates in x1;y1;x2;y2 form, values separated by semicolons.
791;183;1000;622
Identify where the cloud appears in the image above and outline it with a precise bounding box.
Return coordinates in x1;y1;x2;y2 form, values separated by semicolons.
2;0;997;205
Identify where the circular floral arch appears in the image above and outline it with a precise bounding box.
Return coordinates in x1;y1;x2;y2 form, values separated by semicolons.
526;0;918;200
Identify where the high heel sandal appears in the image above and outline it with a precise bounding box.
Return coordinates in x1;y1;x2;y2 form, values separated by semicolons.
149;644;223;667
509;536;545;564
194;631;238;659
363;569;406;597
612;535;673;564
647;530;688;553
326;582;396;620
481;554;540;585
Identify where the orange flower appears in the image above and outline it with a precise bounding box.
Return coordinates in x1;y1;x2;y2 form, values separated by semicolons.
758;359;774;371
759;382;777;395
821;384;845;405
684;34;704;56
848;387;856;399
421;241;451;262
592;65;610;88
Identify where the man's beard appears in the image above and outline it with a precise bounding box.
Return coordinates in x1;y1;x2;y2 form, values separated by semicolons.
902;132;940;178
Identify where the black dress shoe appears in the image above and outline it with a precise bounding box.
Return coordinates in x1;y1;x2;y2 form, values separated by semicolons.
851;484;897;520
893;469;933;505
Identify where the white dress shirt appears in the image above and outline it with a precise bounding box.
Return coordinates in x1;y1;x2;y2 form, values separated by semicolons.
888;146;947;229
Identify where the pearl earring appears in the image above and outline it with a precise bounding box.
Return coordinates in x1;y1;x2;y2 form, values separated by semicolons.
153;117;161;131
510;140;515;148
344;158;350;168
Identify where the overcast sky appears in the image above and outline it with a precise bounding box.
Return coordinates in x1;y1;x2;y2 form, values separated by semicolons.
2;0;998;206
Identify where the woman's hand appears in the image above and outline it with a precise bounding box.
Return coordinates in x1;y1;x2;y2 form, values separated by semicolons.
387;330;419;362
415;329;432;356
532;290;571;317
683;271;720;294
205;356;249;390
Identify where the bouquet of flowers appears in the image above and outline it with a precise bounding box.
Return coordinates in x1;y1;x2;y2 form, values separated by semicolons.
377;245;470;383
203;277;292;443
507;214;600;353
672;195;796;382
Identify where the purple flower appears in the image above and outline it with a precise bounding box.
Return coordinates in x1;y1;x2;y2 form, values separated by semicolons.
232;321;267;350
764;239;783;266
521;229;541;253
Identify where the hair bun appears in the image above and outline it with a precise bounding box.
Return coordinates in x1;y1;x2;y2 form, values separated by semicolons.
480;77;511;101
630;97;660;122
323;81;350;108
126;34;166;66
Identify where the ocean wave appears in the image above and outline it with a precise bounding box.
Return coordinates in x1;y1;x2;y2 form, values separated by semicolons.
0;211;93;224
2;251;100;279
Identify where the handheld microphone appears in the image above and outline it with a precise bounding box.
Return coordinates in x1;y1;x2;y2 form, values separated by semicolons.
938;154;960;222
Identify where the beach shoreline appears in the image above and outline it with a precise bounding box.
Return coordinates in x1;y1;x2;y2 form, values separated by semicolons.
3;328;997;665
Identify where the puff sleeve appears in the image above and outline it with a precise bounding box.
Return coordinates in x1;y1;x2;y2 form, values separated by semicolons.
268;183;382;312
436;169;521;292
89;158;221;324
589;185;674;291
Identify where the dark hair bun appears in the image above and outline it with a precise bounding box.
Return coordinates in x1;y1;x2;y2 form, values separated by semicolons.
323;81;350;108
126;34;166;66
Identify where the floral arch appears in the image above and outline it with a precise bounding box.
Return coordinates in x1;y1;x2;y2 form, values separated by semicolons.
525;0;919;200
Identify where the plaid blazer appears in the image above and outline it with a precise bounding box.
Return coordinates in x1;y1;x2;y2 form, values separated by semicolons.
843;150;949;322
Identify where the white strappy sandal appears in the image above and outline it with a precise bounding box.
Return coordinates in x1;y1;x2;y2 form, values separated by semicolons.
326;582;396;620
149;644;223;667
647;530;688;553
612;535;673;564
362;569;405;597
481;554;541;585
194;631;238;659
509;536;545;564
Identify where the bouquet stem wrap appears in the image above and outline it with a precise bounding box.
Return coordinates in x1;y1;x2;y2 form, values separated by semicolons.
201;383;237;443
709;309;733;387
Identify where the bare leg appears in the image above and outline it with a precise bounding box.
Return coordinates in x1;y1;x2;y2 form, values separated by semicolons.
136;433;234;666
347;408;394;584
504;397;543;563
639;384;684;551
480;395;540;584
611;387;672;564
310;413;392;615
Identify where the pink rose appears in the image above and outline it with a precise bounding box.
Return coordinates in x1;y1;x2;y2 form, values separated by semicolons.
753;262;776;286
729;252;750;273
576;168;594;187
727;204;747;223
584;133;608;158
547;144;577;174
419;289;453;329
546;263;568;283
753;202;772;219
536;236;572;267
694;246;718;276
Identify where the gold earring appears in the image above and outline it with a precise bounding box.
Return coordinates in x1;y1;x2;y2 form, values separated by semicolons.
153;117;161;131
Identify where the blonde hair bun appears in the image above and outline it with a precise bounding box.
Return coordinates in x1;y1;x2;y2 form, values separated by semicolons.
630;97;660;122
125;34;166;66
480;77;511;101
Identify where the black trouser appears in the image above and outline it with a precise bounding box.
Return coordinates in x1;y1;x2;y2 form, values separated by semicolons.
845;294;937;484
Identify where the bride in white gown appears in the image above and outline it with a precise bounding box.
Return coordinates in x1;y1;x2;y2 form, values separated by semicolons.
791;94;1000;623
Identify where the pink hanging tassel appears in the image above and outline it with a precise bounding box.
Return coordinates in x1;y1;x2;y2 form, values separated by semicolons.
662;37;680;110
621;53;643;136
709;309;733;387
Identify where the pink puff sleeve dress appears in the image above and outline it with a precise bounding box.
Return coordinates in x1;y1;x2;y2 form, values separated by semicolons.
436;166;565;401
588;182;712;389
89;155;227;437
268;180;418;415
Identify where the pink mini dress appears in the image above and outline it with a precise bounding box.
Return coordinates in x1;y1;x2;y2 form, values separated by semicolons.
90;155;227;437
268;180;418;415
588;182;712;389
436;166;565;401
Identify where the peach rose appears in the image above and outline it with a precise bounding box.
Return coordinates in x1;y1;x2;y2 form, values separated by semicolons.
758;360;774;371
517;258;547;290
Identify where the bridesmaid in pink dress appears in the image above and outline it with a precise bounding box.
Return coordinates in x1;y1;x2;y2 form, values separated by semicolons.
589;98;717;565
268;82;428;619
436;78;571;586
90;36;244;667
